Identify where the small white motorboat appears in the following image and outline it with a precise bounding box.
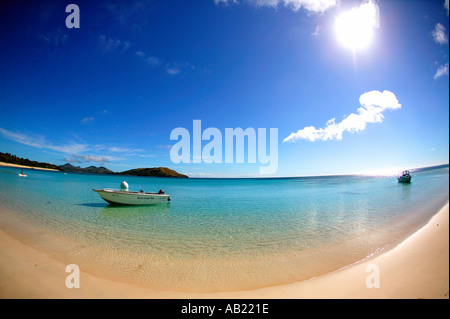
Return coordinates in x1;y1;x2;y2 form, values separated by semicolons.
18;170;27;177
398;170;412;183
93;181;170;205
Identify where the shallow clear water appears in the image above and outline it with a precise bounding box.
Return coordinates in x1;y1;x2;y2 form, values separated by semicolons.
0;166;448;291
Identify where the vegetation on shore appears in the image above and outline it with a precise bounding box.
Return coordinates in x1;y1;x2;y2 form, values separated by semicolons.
0;152;62;171
1;152;188;178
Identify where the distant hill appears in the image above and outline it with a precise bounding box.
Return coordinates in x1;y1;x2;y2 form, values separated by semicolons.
59;163;114;174
0;151;187;177
59;163;188;178
411;163;449;172
0;152;62;171
118;167;189;178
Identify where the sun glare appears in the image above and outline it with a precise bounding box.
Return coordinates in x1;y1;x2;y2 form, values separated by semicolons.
335;2;379;52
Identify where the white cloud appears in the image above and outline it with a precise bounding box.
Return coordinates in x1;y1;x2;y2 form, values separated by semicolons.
0;128;89;154
445;0;449;16
283;90;401;143
166;65;181;75
282;0;337;13
157;144;173;149
312;25;322;37
214;0;336;13
81;116;94;124
136;51;201;75
97;35;130;52
166;62;182;74
48;143;90;154
214;0;238;5
107;146;145;153
68;154;119;165
166;62;198;75
37;28;68;47
0;127;141;164
64;157;81;164
434;63;449;79
135;50;162;66
147;56;161;66
432;23;448;45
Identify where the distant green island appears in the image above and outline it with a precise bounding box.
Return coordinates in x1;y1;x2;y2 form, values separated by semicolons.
0;152;188;178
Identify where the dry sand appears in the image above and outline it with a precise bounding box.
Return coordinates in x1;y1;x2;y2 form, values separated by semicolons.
0;203;448;299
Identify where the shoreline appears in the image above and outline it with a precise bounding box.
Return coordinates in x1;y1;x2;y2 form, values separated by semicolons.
0;203;448;298
0;162;59;172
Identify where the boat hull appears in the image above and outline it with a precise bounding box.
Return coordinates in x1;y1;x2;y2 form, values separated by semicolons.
94;189;170;205
398;176;411;183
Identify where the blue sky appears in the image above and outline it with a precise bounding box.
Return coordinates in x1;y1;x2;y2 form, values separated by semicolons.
0;0;448;177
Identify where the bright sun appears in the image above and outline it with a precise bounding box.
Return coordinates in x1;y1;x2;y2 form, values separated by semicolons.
335;2;379;52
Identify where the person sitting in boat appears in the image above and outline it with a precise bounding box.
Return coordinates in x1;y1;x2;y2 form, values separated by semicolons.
158;189;165;194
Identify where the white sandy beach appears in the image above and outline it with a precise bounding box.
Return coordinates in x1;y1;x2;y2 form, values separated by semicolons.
0;203;448;299
0;162;59;172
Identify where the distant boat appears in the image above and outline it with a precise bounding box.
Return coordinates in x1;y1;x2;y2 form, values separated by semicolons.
93;181;170;205
398;170;412;183
18;170;27;177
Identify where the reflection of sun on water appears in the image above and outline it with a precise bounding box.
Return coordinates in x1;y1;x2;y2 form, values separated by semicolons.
358;167;406;177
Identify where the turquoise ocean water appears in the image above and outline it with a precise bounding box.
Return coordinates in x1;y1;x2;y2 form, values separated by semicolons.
0;165;448;292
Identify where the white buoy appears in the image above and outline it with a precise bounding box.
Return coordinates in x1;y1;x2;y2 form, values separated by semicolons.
120;181;129;191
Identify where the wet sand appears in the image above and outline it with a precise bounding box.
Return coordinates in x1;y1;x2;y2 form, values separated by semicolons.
0;203;448;299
